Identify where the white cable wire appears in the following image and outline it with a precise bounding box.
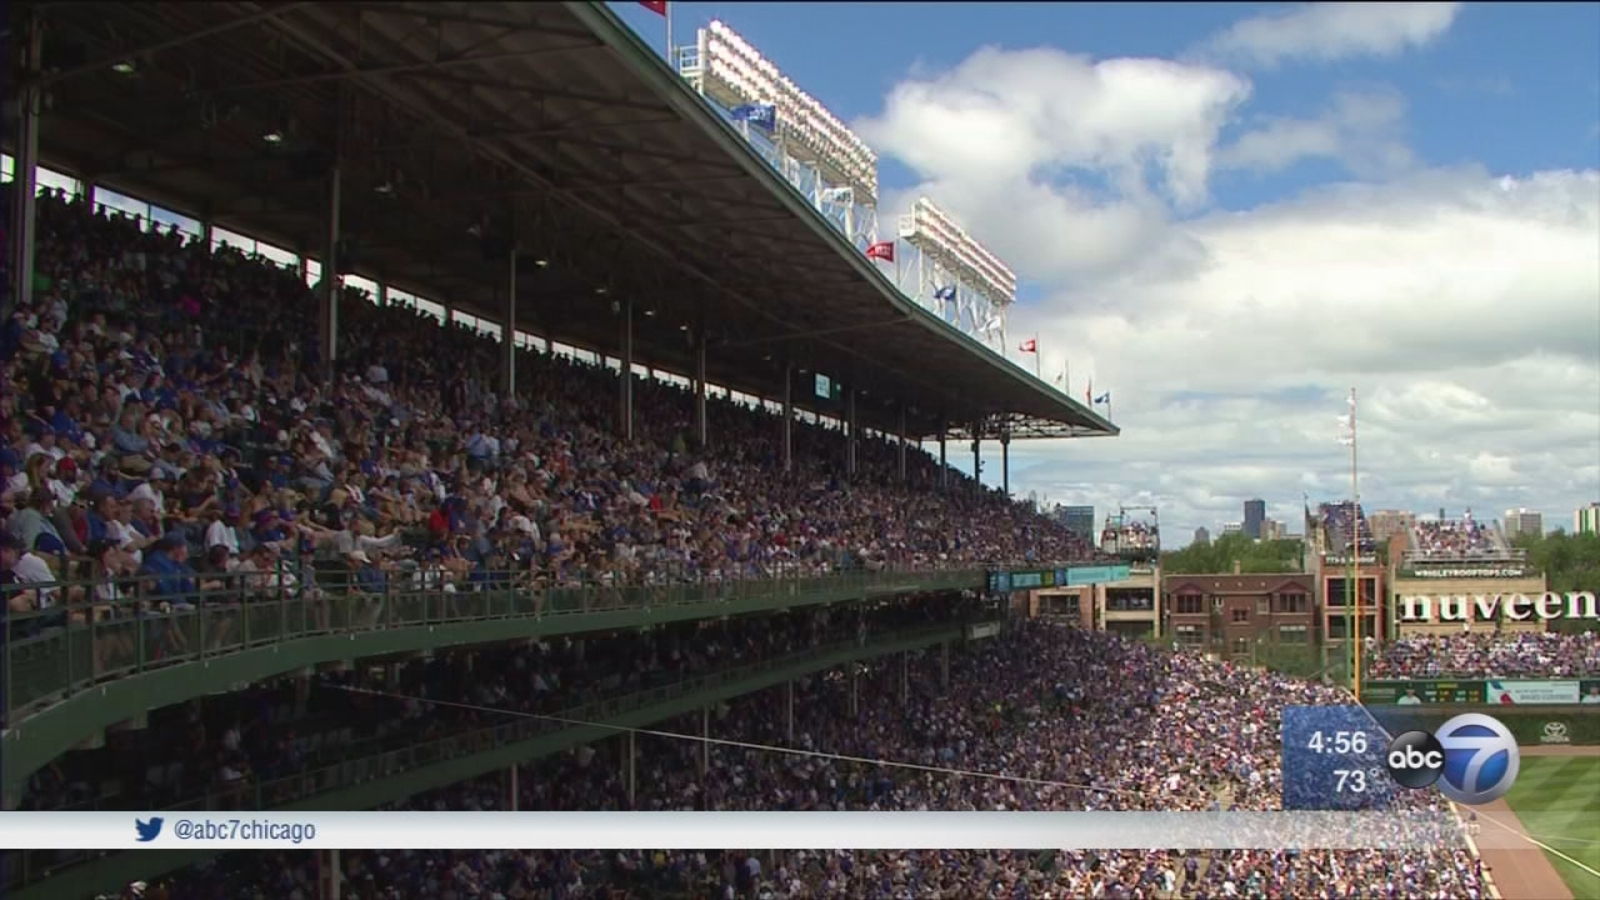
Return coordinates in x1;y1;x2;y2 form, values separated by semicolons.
329;683;1165;802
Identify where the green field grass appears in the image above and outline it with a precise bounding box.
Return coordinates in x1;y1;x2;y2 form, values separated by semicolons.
1504;756;1600;899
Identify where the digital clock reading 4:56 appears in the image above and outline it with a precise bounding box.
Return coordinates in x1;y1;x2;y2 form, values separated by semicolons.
1305;730;1369;756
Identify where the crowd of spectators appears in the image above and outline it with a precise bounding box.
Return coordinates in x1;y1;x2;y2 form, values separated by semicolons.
1;183;1102;681
1367;630;1600;680
1411;515;1502;558
1318;503;1375;554
144;626;1485;900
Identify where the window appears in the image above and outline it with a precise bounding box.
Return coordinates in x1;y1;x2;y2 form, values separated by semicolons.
1174;624;1204;646
1275;593;1308;614
1278;624;1309;644
1257;597;1271;616
1175;595;1204;615
1231;608;1250;623
1232;638;1251;656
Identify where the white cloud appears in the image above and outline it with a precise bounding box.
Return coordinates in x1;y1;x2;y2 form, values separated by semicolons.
1221;88;1416;178
863;44;1600;545
1201;2;1463;69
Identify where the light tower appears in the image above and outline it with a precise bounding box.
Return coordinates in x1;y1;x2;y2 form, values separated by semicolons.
680;20;880;251
897;197;1017;355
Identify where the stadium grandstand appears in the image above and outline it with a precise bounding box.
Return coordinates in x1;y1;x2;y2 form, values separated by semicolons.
0;4;1574;900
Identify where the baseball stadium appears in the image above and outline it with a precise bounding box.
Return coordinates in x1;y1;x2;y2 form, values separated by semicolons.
0;3;1596;900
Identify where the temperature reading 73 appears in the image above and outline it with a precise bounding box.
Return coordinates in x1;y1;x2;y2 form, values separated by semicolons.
1308;730;1369;755
1333;769;1375;793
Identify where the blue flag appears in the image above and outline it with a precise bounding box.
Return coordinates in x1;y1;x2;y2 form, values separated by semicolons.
933;285;957;301
1094;392;1110;404
730;103;777;132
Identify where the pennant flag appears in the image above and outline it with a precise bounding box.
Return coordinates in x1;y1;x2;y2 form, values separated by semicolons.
1085;380;1092;405
1335;413;1354;446
1094;392;1110;405
933;284;957;302
1018;338;1037;353
639;0;667;15
865;241;895;263
730;103;777;132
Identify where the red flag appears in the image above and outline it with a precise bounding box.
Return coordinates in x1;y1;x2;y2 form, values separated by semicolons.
639;0;667;15
865;241;895;263
1018;339;1037;353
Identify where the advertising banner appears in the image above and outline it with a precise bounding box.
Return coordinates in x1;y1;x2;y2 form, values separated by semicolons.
1487;679;1581;705
1066;565;1133;586
1368;678;1600;706
1399;566;1529;579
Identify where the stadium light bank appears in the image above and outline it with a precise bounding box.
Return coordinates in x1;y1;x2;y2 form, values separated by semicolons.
1397;591;1599;622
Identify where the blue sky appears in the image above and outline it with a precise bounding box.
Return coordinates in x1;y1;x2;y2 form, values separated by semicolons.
611;2;1600;544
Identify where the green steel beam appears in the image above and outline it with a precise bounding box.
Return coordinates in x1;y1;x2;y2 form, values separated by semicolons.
7;627;960;899
3;568;979;792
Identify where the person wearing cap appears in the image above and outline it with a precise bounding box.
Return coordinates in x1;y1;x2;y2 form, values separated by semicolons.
6;489;70;559
204;504;244;556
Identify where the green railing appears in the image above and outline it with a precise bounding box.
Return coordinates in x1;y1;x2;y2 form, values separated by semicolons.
2;562;986;726
3;623;966;895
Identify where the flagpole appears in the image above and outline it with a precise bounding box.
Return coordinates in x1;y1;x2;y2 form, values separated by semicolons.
1350;387;1362;703
1064;361;1070;395
664;2;673;66
1033;333;1041;379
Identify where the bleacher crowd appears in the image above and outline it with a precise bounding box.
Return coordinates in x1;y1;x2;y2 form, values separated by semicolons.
1318;503;1375;554
151;625;1486;900
1410;515;1500;558
1;183;1100;678
1368;631;1600;680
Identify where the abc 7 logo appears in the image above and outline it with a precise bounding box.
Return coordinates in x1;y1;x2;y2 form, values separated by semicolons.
1386;713;1521;805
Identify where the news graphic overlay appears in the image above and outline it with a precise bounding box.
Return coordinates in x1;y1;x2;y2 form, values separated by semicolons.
1281;705;1402;811
1386;713;1521;805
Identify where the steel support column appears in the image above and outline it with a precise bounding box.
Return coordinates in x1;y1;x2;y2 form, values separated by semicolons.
626;730;637;806
319;163;342;382
940;641;950;689
504;247;518;399
694;320;708;448
972;436;981;494
849;667;859;718
619;298;634;441
846;389;858;477
784;681;795;742
318;848;342;900
898;403;908;482
782;362;794;472
507;763;519;811
938;426;948;490
901;653;910;704
1001;430;1011;498
6;13;44;318
698;706;710;779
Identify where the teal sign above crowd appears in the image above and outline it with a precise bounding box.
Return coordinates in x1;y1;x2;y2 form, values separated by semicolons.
986;564;1133;593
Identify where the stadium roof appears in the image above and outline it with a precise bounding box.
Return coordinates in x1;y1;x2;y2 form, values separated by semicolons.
9;0;1117;442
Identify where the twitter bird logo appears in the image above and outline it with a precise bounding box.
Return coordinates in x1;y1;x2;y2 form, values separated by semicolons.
134;817;164;842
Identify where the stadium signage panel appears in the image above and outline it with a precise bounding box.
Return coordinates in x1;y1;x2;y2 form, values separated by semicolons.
1399;565;1529;579
1397;591;1598;622
985;565;1134;593
1364;680;1485;705
1324;554;1378;566
1486;679;1583;705
1366;679;1600;705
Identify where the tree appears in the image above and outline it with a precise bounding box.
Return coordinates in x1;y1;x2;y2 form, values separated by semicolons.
1513;530;1600;634
1160;532;1306;575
